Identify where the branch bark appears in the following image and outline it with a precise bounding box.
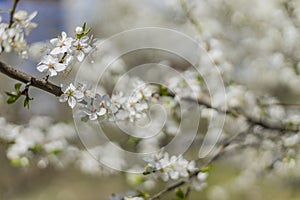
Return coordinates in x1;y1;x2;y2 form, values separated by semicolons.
0;61;62;96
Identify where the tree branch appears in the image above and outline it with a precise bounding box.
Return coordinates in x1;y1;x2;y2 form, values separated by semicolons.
0;61;62;96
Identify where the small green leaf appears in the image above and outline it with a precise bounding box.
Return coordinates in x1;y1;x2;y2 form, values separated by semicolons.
48;149;62;155
128;136;141;145
82;22;87;31
23;96;33;109
158;84;169;96
175;188;185;199
200;165;214;173
6;94;20;104
5;91;17;97
137;192;150;198
14;83;22;92
84;27;92;35
285;121;294;131
10;158;21;167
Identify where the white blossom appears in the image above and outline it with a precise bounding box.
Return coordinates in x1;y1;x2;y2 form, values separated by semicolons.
37;54;67;76
14;10;38;35
72;36;92;62
59;83;84;108
50;31;73;55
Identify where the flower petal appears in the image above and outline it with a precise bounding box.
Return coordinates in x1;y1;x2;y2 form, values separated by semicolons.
54;63;66;72
59;94;68;102
48;69;57;77
68;97;76;108
36;64;48;72
76;51;85;62
73;90;84;100
50;47;62;55
97;107;107;116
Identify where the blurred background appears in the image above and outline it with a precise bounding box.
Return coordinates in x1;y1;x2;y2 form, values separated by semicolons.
1;0;300;199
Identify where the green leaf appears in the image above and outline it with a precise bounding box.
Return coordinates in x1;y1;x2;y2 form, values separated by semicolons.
128;137;141;145
137;192;150;198
76;22;92;40
158;84;169;96
14;83;22;93
24;96;30;109
82;22;87;31
200;165;214;173
175;188;185;199
10;158;21;167
5;91;17;97
84;27;92;35
285;121;294;131
6;93;20;104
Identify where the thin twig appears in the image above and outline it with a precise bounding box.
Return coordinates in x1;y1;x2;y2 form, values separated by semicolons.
185;184;192;199
8;0;20;28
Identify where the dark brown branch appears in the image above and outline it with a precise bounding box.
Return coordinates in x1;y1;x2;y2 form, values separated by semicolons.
0;61;62;96
8;0;20;28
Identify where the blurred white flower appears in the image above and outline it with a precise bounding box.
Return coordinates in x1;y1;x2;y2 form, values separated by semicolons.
14;10;38;35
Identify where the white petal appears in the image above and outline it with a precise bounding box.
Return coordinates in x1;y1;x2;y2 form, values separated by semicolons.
54;63;66;72
69;83;76;91
68;97;76;108
73;90;84;100
50;47;62;55
59;94;68;102
28;11;38;21
61;32;67;40
97;107;107;116
76;51;85;62
89;113;98;121
48;69;57;77
36;64;48;72
50;38;58;46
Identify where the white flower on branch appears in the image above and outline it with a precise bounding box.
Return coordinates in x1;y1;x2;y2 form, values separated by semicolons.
37;54;67;76
144;152;198;182
191;172;208;191
50;31;74;55
72;36;93;62
13;10;38;35
81;94;111;120
59;83;84;108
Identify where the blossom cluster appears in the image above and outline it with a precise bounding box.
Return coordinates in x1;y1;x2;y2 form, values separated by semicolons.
0;10;37;58
143;151;208;191
37;24;95;77
0;115;122;176
59;79;154;122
